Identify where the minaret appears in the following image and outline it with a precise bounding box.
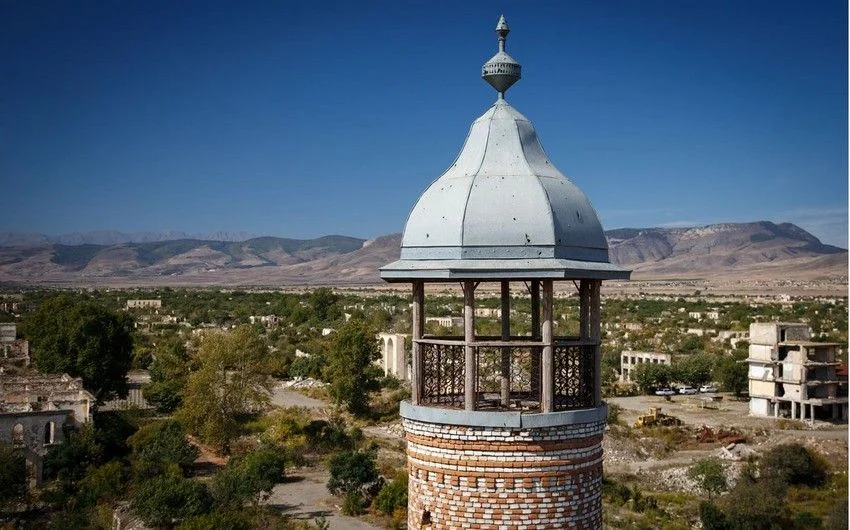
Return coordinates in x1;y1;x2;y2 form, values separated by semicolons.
382;16;629;529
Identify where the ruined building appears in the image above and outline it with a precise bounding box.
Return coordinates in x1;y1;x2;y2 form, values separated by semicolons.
381;17;629;529
748;322;848;422
0;323;29;369
0;373;94;483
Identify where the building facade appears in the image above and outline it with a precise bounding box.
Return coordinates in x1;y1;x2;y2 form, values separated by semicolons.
620;351;672;382
748;322;847;422
378;333;409;380
0;373;94;483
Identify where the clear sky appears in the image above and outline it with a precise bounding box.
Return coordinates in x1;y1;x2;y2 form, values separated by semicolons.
1;1;847;246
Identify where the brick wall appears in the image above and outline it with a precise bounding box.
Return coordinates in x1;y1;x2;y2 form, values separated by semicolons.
403;418;605;529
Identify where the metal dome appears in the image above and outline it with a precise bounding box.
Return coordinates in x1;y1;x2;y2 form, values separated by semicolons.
380;18;629;282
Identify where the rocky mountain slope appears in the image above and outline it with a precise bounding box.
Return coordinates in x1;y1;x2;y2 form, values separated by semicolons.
0;222;844;286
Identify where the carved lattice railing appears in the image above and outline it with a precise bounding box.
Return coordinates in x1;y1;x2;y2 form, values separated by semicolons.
417;336;598;412
553;342;596;410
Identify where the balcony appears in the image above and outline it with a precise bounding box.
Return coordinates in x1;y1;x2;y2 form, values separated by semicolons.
416;335;598;413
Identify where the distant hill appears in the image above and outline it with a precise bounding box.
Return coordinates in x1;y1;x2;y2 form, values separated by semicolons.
0;230;260;247
0;222;845;286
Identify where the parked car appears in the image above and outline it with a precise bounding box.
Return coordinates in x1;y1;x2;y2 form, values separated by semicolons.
654;388;676;396
699;385;718;393
678;386;697;395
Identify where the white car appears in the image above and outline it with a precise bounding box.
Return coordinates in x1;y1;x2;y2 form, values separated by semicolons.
699;385;718;393
654;388;676;396
678;386;697;395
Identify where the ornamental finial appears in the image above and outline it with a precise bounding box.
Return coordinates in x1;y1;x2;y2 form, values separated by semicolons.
482;15;521;100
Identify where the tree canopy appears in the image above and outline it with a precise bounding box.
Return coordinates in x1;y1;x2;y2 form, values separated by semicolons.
23;294;134;401
632;362;672;392
713;350;749;396
687;458;727;500
177;325;271;452
673;353;714;387
144;337;193;413
324;317;382;416
0;443;27;506
128;420;199;480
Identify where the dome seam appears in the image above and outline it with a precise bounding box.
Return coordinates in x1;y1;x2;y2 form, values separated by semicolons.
515;117;557;248
459;106;494;251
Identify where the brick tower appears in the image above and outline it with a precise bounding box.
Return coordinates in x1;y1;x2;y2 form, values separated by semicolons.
381;16;630;530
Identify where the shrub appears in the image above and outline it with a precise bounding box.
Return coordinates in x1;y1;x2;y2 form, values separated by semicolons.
175;511;252;530
341;490;367;516
327;450;378;496
128;420;199;480
699;501;728;530
131;474;213;527
607;403;622;425
373;473;408;515
759;443;827;488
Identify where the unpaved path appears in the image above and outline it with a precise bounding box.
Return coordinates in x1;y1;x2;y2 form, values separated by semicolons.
270;385;328;409
267;467;380;530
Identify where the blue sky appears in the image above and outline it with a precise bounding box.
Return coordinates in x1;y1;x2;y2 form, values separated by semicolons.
1;1;847;247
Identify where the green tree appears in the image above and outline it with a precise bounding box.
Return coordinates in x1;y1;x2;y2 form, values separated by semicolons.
77;460;128;506
128;420;199;480
43;425;104;488
0;443;27;506
177;326;271;453
720;476;790;530
674;353;714;387
131;474;213;528
210;448;285;509
144;337;192;413
327;450;379;496
324;318;382;416
631;362;672;392
713;351;748;396
310;288;341;324
22;294;134;401
759;443;827;488
687;458;727;500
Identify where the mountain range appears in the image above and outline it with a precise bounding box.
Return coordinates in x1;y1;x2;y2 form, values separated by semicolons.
0;222;845;286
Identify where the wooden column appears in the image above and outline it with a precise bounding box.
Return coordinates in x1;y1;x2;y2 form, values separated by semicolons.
500;281;511;407
530;281;541;401
541;280;554;413
580;280;602;406
463;280;476;411
411;281;424;405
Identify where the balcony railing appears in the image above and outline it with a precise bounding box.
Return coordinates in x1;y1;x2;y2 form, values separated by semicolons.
416;335;598;412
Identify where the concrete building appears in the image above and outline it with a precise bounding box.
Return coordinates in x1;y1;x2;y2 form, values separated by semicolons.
748;322;847;422
424;316;463;328
249;314;280;326
126;299;162;309
620;351;672;382
380;17;629;529
378;333;409;380
474;307;501;318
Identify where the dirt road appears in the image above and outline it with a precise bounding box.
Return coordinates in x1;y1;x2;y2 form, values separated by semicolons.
267;467;380;530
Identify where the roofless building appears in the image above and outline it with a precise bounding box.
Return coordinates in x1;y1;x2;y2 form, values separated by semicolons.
381;16;630;529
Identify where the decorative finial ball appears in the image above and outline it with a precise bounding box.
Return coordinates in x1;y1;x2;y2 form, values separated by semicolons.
482;15;521;97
